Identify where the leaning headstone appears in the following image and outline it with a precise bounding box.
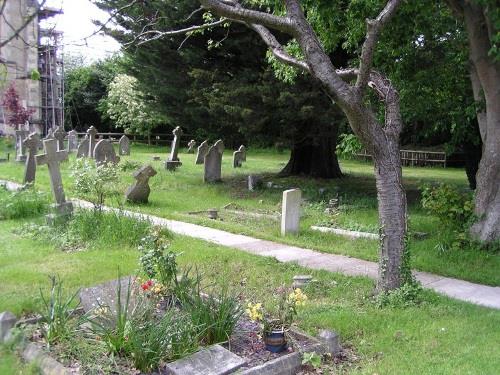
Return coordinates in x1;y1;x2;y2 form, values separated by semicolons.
86;126;98;158
165;344;246;375
0;311;17;343
204;140;224;183
93;139;120;165
36;139;73;223
248;175;262;191
118;135;130;156
281;188;301;236
53;125;67;151
195;140;209;165
187;139;197;153
165;126;183;170
15;130;29;162
23;132;40;184
233;145;246;168
125;165;157;203
76;137;89;158
67;130;78;152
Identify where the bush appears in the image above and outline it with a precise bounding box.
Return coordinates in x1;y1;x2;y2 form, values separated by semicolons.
337;133;363;159
0;186;48;220
374;282;424;308
420;183;474;229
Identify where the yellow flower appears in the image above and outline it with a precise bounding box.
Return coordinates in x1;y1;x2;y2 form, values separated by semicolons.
290;288;308;306
246;302;263;321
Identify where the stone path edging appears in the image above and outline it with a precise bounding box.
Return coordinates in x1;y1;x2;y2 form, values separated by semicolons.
1;180;498;310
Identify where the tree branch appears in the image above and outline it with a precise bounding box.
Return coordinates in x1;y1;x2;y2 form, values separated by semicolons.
356;0;402;93
0;0;47;48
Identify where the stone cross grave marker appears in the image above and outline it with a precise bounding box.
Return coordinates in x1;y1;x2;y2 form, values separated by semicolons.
281;188;301;236
187;139;196;153
94;139;120;165
86;126;98;158
204;140;224;183
195;140;209;165
15;130;29;162
44;128;54;140
233;145;246;168
165;126;183;170
67;130;78;152
23;132;40;184
118;135;130;156
36;139;73;221
76;136;89;158
53;126;67;151
125;165;157;203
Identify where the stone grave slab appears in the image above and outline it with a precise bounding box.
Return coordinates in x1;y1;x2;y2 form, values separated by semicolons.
165;344;246;375
79;277;138;314
281;188;301;235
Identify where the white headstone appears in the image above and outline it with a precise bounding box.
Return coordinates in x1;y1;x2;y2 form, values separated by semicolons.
281;188;301;236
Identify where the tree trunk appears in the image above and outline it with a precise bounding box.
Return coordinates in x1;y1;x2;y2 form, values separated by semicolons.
279;135;343;178
460;3;500;242
462;136;481;190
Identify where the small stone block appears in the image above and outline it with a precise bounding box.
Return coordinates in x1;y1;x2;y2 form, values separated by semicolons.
0;311;17;343
292;275;313;288
165;344;246;375
165;160;182;171
318;329;341;356
152;156;161;161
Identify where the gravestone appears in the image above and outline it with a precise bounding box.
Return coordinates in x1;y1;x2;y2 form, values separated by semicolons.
76;137;89;158
86;126;98;158
195;140;209;165
318;330;341;356
204;140;224;183
53;126;67;151
93;139;120;165
125;165;157;203
187;139;196;153
44;128;54;140
15;130;29;162
281;188;301;236
36;139;73;222
248;175;262;191
165;126;183;170
233;145;246;168
67;130;78;152
79;277;139;314
23;132;40;184
0;311;17;343
118;135;130;156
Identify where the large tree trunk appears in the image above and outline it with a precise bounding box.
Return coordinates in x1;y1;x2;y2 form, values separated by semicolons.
459;2;500;242
279;135;343;178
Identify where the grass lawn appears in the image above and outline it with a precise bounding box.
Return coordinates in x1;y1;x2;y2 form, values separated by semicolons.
0;212;499;374
0;142;498;286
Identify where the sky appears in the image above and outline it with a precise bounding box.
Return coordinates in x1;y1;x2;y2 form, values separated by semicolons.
43;0;121;63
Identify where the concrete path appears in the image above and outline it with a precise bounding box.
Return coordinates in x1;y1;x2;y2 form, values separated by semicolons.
1;180;499;310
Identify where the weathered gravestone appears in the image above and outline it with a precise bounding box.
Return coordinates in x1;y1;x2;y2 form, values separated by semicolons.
204;140;224;183
76;136;89;158
79;277;139;314
15;130;29;162
118;135;130;156
248;175;262;191
94;139;120;165
53;125;67;151
23;132;40;184
187;139;197;153
195;140;209;165
44;127;54;140
281;188;301;236
165;126;183;170
125;165;157;203
0;311;17;343
67;130;78;152
233;145;246;168
86;126;98;158
36;139;73;222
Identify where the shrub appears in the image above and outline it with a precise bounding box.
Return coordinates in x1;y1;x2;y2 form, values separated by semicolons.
374;282;424;308
420;183;474;229
38;275;80;348
337;133;363;159
0;186;48;220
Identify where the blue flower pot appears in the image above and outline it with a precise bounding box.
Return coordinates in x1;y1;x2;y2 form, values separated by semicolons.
264;330;287;353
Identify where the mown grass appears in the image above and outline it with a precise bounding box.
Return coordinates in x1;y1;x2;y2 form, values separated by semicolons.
0;141;498;285
0;214;499;374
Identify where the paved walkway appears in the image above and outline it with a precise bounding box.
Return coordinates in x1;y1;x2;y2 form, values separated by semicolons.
1;180;499;310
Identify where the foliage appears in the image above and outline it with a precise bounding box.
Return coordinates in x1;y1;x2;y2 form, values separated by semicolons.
0;186;48;220
421;183;474;229
374;281;424;308
103;74;167;136
70;158;120;208
118;159;141;172
337;133;363;159
302;351;322;368
38;275;80;348
1;82;35;128
246;286;307;333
